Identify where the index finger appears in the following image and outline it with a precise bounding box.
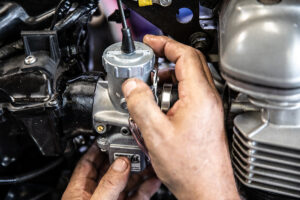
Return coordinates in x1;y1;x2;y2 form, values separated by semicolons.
143;35;210;99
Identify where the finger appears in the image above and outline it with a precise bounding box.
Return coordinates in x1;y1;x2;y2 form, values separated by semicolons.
122;78;174;148
97;156;110;180
129;178;161;200
144;35;210;99
157;67;177;85
196;51;215;89
124;167;156;193
62;144;104;200
91;157;130;200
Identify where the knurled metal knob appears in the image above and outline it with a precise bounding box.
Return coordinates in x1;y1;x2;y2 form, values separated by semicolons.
102;42;155;79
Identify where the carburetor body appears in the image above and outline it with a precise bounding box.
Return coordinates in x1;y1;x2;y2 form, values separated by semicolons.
220;0;300;198
93;41;155;172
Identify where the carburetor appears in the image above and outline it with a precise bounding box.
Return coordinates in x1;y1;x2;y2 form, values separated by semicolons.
93;0;156;172
93;41;155;172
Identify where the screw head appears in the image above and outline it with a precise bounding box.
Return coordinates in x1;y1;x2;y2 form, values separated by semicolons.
120;98;128;110
96;124;106;134
97;137;109;152
24;55;37;65
160;0;172;6
121;127;130;136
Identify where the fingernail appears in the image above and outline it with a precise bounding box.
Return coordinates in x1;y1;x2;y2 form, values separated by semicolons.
123;79;137;98
112;158;128;172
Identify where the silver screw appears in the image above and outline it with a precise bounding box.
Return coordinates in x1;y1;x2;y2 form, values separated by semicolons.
159;0;172;6
120;98;128;110
24;55;37;65
97;137;109;152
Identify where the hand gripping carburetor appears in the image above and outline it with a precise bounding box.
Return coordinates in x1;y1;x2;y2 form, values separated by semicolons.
220;0;300;198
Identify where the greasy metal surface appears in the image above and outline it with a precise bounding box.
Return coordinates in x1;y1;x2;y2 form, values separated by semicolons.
19;110;62;156
220;0;300;89
0;2;55;45
0;53;55;104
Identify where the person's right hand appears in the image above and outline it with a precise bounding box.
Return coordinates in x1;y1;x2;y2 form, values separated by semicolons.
122;35;240;200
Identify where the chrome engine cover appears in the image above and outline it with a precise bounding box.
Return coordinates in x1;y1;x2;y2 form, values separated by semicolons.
220;0;300;198
220;0;300;90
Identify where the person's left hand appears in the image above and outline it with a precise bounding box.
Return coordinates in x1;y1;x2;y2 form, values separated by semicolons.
62;144;161;200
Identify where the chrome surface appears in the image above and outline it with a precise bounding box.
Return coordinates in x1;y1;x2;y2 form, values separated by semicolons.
220;0;300;89
220;0;300;197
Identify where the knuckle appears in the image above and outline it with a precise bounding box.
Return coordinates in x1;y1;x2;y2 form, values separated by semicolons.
77;159;92;171
100;177;118;189
164;40;173;52
136;190;150;200
195;49;204;57
127;88;153;108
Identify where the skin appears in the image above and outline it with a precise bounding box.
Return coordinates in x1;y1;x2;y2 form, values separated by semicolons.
62;35;240;200
62;144;161;200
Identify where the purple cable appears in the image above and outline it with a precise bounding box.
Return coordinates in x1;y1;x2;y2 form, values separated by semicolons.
128;117;150;161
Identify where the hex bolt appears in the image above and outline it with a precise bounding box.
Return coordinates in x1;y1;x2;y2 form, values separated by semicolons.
24;55;37;65
189;32;210;52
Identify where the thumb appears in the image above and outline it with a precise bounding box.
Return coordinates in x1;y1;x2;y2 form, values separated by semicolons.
122;78;173;149
90;157;130;200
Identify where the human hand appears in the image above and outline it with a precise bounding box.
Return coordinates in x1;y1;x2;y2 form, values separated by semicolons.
122;35;240;200
62;144;161;200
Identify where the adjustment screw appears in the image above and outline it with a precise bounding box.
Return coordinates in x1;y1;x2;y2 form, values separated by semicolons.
96;124;106;134
121;127;130;136
120;98;128;110
24;55;37;65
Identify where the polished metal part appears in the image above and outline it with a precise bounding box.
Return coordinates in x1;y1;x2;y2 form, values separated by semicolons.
233;110;300;198
161;84;172;113
93;80;129;128
154;0;172;7
220;0;300;91
220;0;300;197
102;41;155;110
24;55;37;65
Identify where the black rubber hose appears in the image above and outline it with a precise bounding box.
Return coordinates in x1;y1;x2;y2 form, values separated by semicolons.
0;39;23;60
0;157;64;184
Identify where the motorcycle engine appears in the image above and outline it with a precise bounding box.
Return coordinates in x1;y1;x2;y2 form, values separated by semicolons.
0;0;299;199
220;0;300;199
